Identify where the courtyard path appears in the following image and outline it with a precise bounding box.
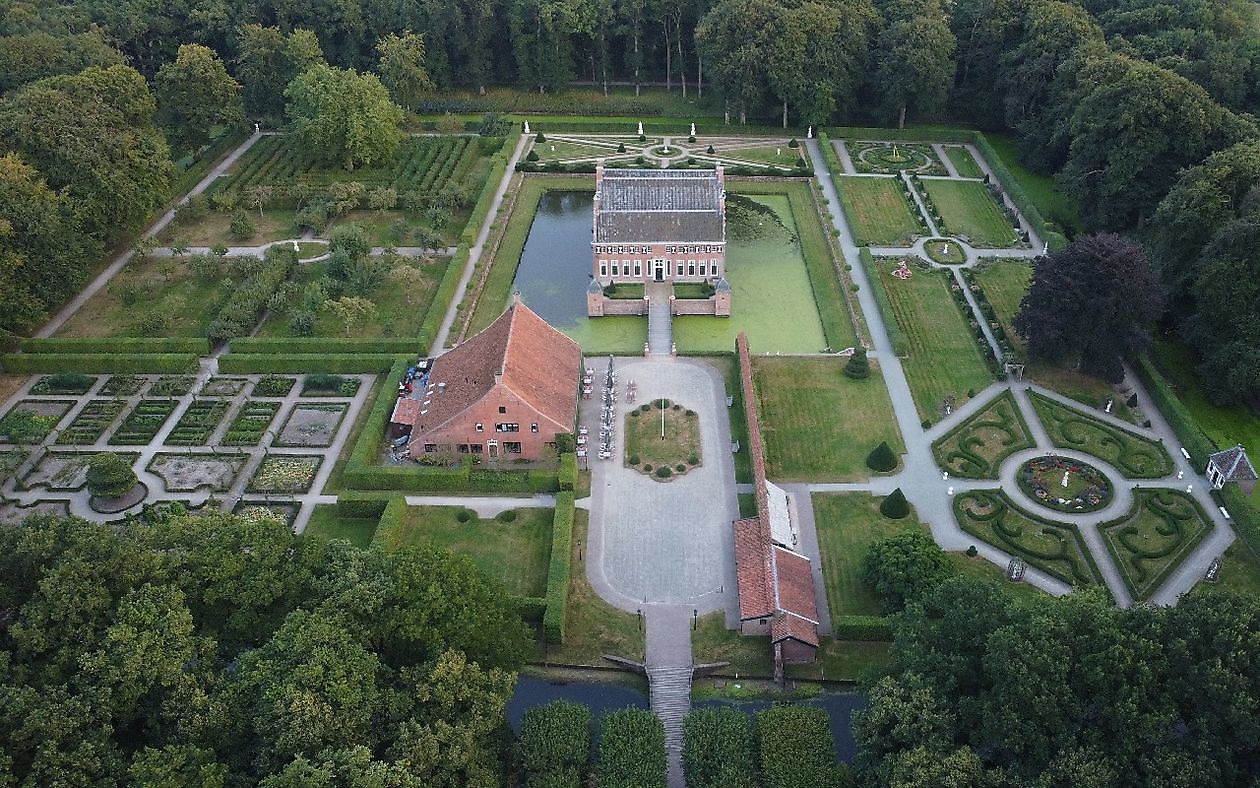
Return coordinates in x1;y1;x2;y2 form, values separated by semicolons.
150;243;456;260
430;135;530;354
401;494;556;517
35;132;269;338
645;605;694;788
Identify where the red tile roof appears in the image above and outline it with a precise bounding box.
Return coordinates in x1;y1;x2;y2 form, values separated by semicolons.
734;517;775;620
773;547;819;624
410;299;582;435
770;612;820;648
390;397;420;425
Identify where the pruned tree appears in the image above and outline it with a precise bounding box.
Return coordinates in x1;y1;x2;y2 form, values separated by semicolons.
322;296;376;336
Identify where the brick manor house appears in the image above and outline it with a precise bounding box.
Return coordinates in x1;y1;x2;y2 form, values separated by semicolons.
389;296;582;461
587;164;732;317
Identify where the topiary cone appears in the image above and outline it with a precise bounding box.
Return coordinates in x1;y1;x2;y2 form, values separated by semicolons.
844;347;870;379
880;488;910;519
866;440;896;472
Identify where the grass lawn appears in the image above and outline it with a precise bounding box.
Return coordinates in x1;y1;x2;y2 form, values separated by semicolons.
707;355;752;485
393;505;553;598
954;490;1103;589
1100;489;1213;600
255;257;448;338
811;493;930;617
159;209;299;246
545;509;645;664
985;134;1081;235
624;401;701;479
1211;541;1260;597
943;146;985;179
718;145;806;168
1030;392;1174;478
837;176;923;246
920;179;1018;247
531;140;623;160
1152;340;1260;454
945;551;1046;603
303;504;378;548
693;612;773;676
874;260;994;423
973;259;1031;353
787;640;893;682
931;390;1035;478
56;254;238;338
753;357;903;482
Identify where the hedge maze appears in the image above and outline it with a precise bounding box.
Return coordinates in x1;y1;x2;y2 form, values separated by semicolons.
931;391;1034;478
1030;392;1173;478
1101;489;1213;600
954;491;1102;588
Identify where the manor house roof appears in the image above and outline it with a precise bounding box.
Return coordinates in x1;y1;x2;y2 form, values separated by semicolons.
594;168;725;244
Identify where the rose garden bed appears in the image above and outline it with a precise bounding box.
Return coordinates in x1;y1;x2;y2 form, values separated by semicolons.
1016;455;1113;513
148;453;247;492
275;403;347;448
247;455;322;493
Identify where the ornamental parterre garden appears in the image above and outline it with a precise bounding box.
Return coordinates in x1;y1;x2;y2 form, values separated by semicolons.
1;120;1258;786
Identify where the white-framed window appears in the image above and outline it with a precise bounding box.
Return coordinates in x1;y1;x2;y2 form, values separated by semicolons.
634;259;642;271
612;263;620;276
600;262;607;277
687;261;696;276
475;423;483;432
699;263;707;277
634;261;641;276
531;423;539;433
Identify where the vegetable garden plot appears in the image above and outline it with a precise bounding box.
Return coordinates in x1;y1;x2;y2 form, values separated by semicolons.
248;455;323;493
164;400;232;445
108;399;178;445
275;404;347;448
221;401;281;445
55;400;125;445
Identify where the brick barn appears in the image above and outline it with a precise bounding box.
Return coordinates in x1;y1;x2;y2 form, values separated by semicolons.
590;164;727;287
393;296;582;461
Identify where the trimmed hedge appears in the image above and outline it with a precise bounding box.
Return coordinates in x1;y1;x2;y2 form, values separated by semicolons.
559;452;578;491
1222;486;1260;561
515;595;547;622
217;353;401;373
858;248;909;356
756;705;844;788
831;614;893;641
826;125;975;144
0;353;199;374
21;337;210;355
971;132;1068;251
1134;355;1218;469
368;497;407;550
544;491;576;643
682;708;758;788
346;358;412;472
345;463;560;493
228;337;424;354
334;492;390;519
598;708;667;788
417;242;467;352
519;699;591;788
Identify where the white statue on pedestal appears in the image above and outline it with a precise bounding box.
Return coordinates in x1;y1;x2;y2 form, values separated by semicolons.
637;121;644;135
254;123;260;134
1061;471;1070;488
690;122;696;136
807;125;813;138
523;120;530;135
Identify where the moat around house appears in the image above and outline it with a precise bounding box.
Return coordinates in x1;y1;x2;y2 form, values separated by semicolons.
511;190;826;354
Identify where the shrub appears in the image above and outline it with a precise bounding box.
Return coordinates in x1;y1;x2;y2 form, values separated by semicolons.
543;493;576;642
866;441;896;472
33;372;94;393
843;347;870;379
878;488;910;520
788;138;799;148
675;463;686;472
688;454;699;465
967;544;978;557
535;132;546;142
683;708;758;788
455;509;473;523
861;528;950;615
304;373;346;392
86;453;138;499
644;464;653;472
656;466;674;478
519;700;590;786
617;142;626;153
706;145;715;154
554;432;577;453
496;509;518;523
526;150;540;162
599;708;666;788
756;706;844;788
229;211;255;240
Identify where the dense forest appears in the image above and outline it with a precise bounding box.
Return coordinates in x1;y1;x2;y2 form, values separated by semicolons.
2;0;1259;400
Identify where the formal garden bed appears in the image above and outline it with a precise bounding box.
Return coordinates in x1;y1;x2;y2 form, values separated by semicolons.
150;376;196;396
1100;489;1214;600
100;375;148;396
923;238;966;265
0;498;69;525
943;145;985;178
252;376;297;397
624;399;702;482
753;356;903;481
301;374;361;397
954;490;1104;589
30;373;97;395
1016;455;1113;513
275;403;347;447
164;400;232;445
54;400;125;445
1029;392;1173;478
21;451;139;492
836;176;925;246
918;179;1020;247
232;501;299;527
873;258;994;423
388;505;555;598
930;391;1034;478
220;401;281;445
202;377;249;397
148;452;246;492
247;455;322;494
0;400;73;444
108;399;178;445
851;142;946;175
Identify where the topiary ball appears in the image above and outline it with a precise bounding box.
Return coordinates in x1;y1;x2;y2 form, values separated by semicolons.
496;509;518;523
456;509;473;523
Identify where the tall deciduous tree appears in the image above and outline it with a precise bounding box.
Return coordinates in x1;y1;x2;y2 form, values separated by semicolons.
0;64;172;244
1182;219;1260;404
284;64;404;169
156;43;244;150
1014;233;1162;382
765;0;878;128
695;0;777;124
234;24;326;118
873;0;957;128
0;30;123;91
375;31;434;108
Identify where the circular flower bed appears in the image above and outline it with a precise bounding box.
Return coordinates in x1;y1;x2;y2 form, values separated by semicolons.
924;238;965;265
1016;455;1113;513
858;144;931;172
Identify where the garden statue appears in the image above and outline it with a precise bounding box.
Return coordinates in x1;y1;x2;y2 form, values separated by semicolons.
1062;470;1070;488
690;122;696;136
254;123;260;134
524;120;530;135
637;121;644;135
1043;241;1049;254
808;126;813;138
292;240;299;253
